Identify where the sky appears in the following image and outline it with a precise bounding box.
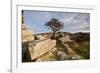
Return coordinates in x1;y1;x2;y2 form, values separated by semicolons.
23;10;90;33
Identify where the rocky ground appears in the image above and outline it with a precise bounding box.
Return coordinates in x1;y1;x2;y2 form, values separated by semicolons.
22;32;90;62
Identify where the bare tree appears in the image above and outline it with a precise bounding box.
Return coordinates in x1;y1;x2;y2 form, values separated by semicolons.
45;18;64;39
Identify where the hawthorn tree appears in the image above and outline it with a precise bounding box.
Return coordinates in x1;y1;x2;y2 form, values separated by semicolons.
45;18;63;39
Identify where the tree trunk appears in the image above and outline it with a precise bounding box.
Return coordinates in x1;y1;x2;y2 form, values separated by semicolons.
52;31;56;39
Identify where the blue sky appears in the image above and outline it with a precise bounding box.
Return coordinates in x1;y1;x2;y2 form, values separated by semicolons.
23;10;90;33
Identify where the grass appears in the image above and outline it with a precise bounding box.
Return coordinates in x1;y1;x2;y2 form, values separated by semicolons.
66;41;90;59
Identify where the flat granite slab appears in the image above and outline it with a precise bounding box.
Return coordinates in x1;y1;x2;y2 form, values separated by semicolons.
28;39;56;60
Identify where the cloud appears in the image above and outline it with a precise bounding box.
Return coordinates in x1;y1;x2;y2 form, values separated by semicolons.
70;22;89;31
60;13;90;32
